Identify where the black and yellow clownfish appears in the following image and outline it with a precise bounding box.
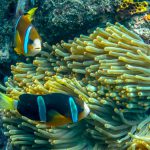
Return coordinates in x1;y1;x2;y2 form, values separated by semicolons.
0;93;90;127
14;8;42;56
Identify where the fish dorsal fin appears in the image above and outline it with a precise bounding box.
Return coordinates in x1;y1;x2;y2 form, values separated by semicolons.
26;7;37;22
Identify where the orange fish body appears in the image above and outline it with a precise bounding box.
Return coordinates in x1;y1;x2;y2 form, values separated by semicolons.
45;104;89;127
36;111;72;127
14;8;42;56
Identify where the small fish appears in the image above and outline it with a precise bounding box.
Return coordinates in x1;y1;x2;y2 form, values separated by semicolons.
0;93;90;127
15;0;28;17
30;0;35;6
14;8;42;56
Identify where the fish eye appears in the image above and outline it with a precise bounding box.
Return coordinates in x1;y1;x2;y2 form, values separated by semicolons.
28;39;33;45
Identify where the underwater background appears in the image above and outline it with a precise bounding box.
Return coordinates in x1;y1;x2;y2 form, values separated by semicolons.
0;0;150;149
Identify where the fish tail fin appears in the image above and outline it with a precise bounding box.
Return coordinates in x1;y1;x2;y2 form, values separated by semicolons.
26;7;38;21
0;92;15;110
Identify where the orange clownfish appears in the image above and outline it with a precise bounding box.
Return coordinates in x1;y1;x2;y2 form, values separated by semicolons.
14;8;42;56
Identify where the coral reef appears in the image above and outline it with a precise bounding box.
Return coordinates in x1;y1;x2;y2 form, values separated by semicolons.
116;0;148;16
0;0;23;84
1;23;150;149
0;0;149;148
0;0;15;51
127;14;150;43
0;46;10;63
35;0;120;44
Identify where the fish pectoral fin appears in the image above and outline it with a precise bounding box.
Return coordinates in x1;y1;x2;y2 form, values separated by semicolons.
14;48;22;55
47;110;65;121
47;110;71;126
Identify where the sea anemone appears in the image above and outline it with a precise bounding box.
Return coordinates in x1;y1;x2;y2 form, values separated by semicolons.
1;23;150;149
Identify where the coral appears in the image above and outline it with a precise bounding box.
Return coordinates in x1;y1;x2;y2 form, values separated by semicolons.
127;14;150;43
133;28;150;43
1;23;150;149
0;48;9;63
116;0;149;19
35;0;119;44
0;0;24;85
0;0;16;49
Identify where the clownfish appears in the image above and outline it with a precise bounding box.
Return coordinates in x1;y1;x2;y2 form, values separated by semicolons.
14;8;42;56
0;93;90;127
